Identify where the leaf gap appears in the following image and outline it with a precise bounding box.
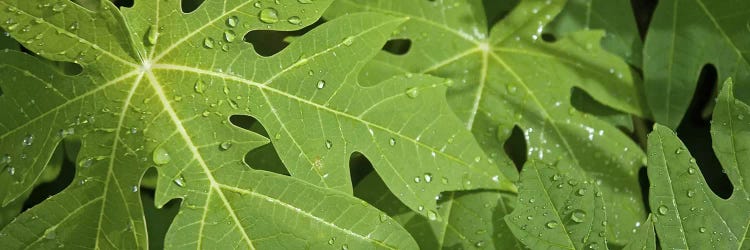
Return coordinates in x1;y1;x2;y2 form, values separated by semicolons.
638;166;650;214
350;152;374;187
244;19;325;57
503;125;527;172
21;142;74;211
675;64;732;199
541;33;556;42
181;0;205;14
112;0;134;8
483;0;520;29
140;181;180;250
229;115;289;175
382;39;412;55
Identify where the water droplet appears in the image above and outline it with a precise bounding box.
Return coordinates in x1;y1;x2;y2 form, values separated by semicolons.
173;175;185;187
259;8;279;24
223;30;236;42
220;141;232;150
203;37;215;49
7;166;15;176
325;140;332;149
571;210;586;223
67;21;79;31
551;174;561;181
146;25;158;45
424;173;432;183
194;79;206;93
586;242;598;249
287;16;301;25
152;146;171;165
675;147;683;154
423;210;437;221
52;3;67;12
327;237;335;245
689;158;696;164
226;16;239;27
441;177;449;184
342;36;354;46
687;189;695;198
405;87;419;98
474;241;485;248
22;134;34;146
379;213;388;222
688;167;696;175
316;80;326;89
131;185;138;192
506;84;518;94
388;138;396;146
657;205;669;215
545;221;558;229
298;0;313;3
0;154;10;165
699;227;706;233
341;244;349;250
738;114;745;120
576;188;586;196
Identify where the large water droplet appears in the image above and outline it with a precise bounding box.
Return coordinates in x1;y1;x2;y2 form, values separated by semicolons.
259;8;279;24
223;30;236;43
226;16;239;27
545;221;558;229
424;173;432;183
325;140;332;149
203;37;215;49
287;16;301;25
316;80;326;89
220;141;232;151
571;210;586;223
173;175;185;187
146;25;158;45
152;146;171;165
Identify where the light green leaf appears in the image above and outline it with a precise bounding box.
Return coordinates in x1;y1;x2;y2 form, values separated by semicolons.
327;0;648;243
548;0;643;68
505;160;607;249
354;173;522;249
0;0;504;247
622;215;655;250
643;0;750;128
647;79;750;249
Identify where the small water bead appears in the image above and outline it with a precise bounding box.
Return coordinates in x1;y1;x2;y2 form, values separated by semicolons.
379;213;388;222
203;37;215;49
173;175;185;187
152;146;171;165
427;210;438;221
474;241;485;248
1;154;10;165
657;205;669;215
287;16;301;25
22;134;34;146
389;138;396;146
545;221;558;229
131;185;138;192
687;189;695;198
405;87;419;98
259;8;279;24
571;210;586;223
226;16;239;27
219;141;232;150
7;167;15;176
52;3;67;12
194;79;206;93
342;36;354;46
699;227;706;233
324;140;332;149
341;244;349;250
688;167;696;175
576;188;586;196
413;176;421;183
297;0;313;3
223;30;236;42
424;173;432;183
316;80;326;89
327;237;335;245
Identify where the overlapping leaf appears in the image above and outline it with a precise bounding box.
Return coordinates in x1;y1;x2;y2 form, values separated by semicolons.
0;0;516;247
647;79;750;249
505;160;607;249
327;0;649;243
644;0;750;128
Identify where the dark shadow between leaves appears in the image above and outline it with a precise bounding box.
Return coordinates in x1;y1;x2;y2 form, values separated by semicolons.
503;125;527;172
181;0;204;13
21;141;73;211
675;64;732;199
349;152;374;187
570;87;634;132
228;115;290;175
112;0;134;8
244;19;325;57
382;39;412;56
140;177;180;250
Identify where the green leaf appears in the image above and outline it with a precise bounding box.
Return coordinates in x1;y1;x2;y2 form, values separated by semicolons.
0;0;512;247
643;0;750;128
622;215;655;250
547;0;643;68
647;78;750;248
327;0;649;243
505;160;607;249
354;173;522;249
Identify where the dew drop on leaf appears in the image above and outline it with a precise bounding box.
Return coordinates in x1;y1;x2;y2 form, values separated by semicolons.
316;80;326;89
67;21;79;31
22;134;33;146
657;205;669;215
51;3;66;12
379;213;388;222
388;138;396;146
327;237;335;245
173;175;185;187
545;221;558;228
152;146;171;165
1;154;10;165
424;173;432;183
220;141;232;151
576;188;586;196
405;87;419;98
474;241;485;248
226;16;239;27
223;30;236;43
324;140;332;149
341;244;349;250
571;210;586;223
413;176;420;183
699;227;706;233
287;16;301;25
259;8;279;24
194;79;206;93
342;36;354;46
7;166;15;176
203;37;215;49
687;189;695;198
687;167;696;175
297;0;313;3
427;210;437;221
146;25;158;45
131;185;138;192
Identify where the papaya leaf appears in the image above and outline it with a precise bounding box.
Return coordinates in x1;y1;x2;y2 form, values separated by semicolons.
327;0;648;243
505;160;607;249
0;0;513;247
622;215;655;250
644;0;750;128
647;78;750;249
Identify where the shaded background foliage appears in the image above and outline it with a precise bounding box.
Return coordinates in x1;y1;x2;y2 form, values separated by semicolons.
0;0;735;248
